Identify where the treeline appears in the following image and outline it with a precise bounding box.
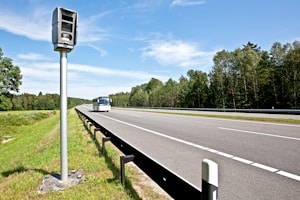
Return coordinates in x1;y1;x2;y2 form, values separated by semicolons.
0;47;91;111
6;92;91;111
110;41;300;109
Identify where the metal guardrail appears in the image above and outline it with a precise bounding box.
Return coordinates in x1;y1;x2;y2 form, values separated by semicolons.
128;107;300;115
76;107;218;199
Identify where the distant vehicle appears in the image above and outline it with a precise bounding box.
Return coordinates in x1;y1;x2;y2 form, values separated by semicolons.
92;96;111;112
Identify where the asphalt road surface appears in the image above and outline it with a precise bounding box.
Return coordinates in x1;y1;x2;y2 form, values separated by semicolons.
76;105;300;200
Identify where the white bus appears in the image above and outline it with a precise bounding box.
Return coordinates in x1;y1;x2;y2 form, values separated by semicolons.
92;96;111;112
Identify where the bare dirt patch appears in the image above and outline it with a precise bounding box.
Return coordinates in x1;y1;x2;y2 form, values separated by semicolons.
128;162;173;200
2;136;14;144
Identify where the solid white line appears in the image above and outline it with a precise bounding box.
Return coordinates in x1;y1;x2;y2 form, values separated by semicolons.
95;113;300;182
217;152;234;158
218;127;300;141
207;148;219;153
232;157;253;164
215;117;300;128
251;163;278;172
276;171;300;181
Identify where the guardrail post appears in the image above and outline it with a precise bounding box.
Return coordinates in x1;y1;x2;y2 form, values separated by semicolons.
102;137;111;155
120;155;135;185
94;128;100;140
201;159;218;200
84;119;89;127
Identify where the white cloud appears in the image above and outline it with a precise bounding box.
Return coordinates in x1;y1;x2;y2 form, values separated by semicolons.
0;7;111;44
68;63;167;80
16;58;168;98
18;59;166;81
17;53;51;61
68;83;132;99
87;44;108;57
171;0;205;7
19;80;59;96
141;39;216;70
0;8;51;41
121;0;162;13
0;6;116;67
78;11;112;43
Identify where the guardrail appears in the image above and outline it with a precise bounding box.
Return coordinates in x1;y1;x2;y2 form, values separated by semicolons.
127;107;300;115
75;107;219;200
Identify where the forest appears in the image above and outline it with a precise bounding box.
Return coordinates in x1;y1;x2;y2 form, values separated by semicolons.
1;92;90;111
9;92;91;110
110;41;300;109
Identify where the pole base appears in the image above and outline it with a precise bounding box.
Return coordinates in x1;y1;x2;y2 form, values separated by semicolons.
38;169;84;194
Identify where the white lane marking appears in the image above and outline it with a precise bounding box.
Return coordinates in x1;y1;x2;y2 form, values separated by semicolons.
219;127;300;141
276;171;300;181
207;148;219;153
232;157;253;164
251;163;278;172
214;117;300;128
124;107;300;127
217;152;234;158
95;113;300;182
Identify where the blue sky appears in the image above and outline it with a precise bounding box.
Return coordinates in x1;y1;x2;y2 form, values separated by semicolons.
0;0;299;99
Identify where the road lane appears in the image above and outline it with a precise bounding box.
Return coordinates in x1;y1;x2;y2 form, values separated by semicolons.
101;108;300;175
77;106;300;199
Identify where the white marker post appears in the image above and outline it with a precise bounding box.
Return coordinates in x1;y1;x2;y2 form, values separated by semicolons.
201;159;218;200
52;7;78;184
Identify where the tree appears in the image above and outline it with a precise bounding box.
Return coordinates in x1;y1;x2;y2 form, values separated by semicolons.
0;95;12;110
110;92;130;107
146;78;163;107
129;84;149;107
161;78;178;107
283;41;300;108
187;70;209;107
178;75;189;107
0;48;22;110
256;50;275;108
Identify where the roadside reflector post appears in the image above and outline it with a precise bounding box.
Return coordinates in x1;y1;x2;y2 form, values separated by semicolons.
120;155;135;185
201;159;218;200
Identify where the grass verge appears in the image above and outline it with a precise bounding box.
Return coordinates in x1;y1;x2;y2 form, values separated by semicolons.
0;109;169;200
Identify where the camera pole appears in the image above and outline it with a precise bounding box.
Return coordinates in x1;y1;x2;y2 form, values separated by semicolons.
60;51;68;183
52;6;77;184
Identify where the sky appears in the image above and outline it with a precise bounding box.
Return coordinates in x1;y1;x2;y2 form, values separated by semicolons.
0;0;299;99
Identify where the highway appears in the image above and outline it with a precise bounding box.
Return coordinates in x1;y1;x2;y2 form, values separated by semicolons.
76;105;300;200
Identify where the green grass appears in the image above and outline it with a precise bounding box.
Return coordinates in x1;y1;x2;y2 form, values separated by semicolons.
0;110;57;142
0;109;148;199
0;109;168;199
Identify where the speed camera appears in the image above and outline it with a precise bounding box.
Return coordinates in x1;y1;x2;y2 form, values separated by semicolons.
52;7;78;52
